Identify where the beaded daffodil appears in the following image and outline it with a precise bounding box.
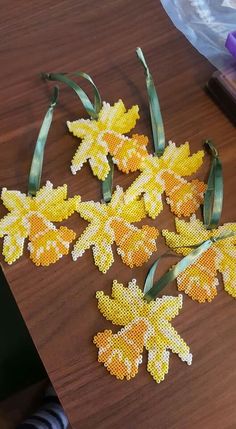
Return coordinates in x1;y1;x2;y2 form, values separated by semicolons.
67;100;148;179
162;215;236;303
0;181;80;266
72;186;158;273
94;279;192;383
124;141;206;219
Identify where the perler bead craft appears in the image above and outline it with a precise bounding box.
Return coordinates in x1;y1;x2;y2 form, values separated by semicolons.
93;279;192;383
124;141;206;219
162;215;236;302
67;99;149;180
0;181;80;266
72;186;158;273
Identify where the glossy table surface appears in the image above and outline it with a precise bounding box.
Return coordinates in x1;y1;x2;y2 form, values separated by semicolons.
1;1;236;428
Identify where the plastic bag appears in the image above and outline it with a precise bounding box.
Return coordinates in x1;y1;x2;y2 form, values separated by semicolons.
160;0;236;71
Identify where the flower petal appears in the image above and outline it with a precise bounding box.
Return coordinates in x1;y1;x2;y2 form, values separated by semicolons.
143;190;163;220
177;248;218;303
156;319;192;365
98;100;139;134
70;137;93;175
0;213;27;237
147;344;170;383
1;188;30;213
112;220;158;268
35;182;80;221
29;225;76;266
2;233;26;264
163;171;206;217
162;142;204;176
72;223;100;260
94;318;150;380
92;241;114;273
67;118;99;139
162;216;209;256
96;280;144;326
217;241;236;298
104;132;148;173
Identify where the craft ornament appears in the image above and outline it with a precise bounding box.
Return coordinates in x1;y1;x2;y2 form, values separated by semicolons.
94;279;192;383
0;182;80;266
162;215;236;302
67;99;149;179
72;186;158;273
124;141;206;219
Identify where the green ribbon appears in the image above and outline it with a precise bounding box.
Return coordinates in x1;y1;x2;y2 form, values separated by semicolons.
41;71;102;119
136;47;165;156
28;86;59;197
102;155;114;203
203;140;223;230
144;230;236;302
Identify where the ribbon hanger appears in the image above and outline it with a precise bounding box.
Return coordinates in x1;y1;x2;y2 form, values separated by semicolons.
203;140;223;230
42;71;101;119
28;86;59;197
136;47;165;156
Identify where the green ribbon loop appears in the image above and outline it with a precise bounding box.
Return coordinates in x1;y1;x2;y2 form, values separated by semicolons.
102;155;114;203
28;86;59;197
136;47;165;156
41;71;102;119
203;140;223;230
144;230;236;302
143;252;180;296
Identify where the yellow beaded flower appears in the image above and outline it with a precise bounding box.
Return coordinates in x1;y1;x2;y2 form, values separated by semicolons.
72;186;158;273
162;215;236;303
0;181;80;266
124;141;206;219
67;100;148;179
94;279;192;383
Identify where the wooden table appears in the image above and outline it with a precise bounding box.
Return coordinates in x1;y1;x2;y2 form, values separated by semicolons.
1;1;236;428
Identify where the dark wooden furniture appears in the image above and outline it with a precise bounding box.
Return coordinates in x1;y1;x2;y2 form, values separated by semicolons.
1;1;236;428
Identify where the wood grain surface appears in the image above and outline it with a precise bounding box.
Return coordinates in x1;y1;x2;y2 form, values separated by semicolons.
1;1;236;428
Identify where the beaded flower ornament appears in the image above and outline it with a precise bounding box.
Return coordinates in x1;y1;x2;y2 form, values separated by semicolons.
162;216;236;302
0;182;80;266
124;141;206;219
72;186;158;273
93;279;192;383
0;87;80;267
67;100;148;179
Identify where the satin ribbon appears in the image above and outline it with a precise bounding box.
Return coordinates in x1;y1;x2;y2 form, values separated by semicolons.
102;154;114;203
203;140;223;230
225;31;236;59
136;47;165;157
144;230;236;302
42;71;102;119
28;86;59;197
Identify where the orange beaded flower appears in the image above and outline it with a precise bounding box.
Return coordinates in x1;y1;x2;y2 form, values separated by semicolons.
0;181;80;266
94;279;192;383
124;141;206;219
67;100;149;180
162;216;236;302
72;186;158;273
